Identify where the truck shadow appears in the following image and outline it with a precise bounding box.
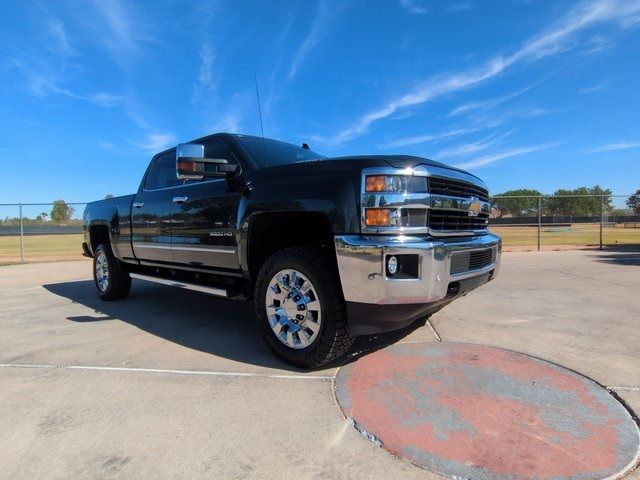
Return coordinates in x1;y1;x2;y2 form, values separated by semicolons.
591;246;640;266
43;279;423;372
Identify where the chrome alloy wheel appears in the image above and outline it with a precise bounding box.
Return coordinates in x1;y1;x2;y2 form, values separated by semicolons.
265;269;322;349
95;250;110;293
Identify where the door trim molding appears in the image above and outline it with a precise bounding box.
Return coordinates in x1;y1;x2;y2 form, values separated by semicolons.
133;242;236;254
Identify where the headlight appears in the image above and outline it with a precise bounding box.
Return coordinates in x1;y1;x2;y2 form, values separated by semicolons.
361;169;429;233
365;175;428;193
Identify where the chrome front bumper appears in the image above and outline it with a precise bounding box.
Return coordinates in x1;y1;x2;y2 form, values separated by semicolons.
334;233;501;305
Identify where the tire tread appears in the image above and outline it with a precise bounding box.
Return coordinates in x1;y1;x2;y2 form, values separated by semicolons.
94;243;131;301
254;247;354;368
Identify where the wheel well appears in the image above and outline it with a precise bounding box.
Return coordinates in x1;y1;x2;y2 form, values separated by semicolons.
89;225;110;252
247;212;335;281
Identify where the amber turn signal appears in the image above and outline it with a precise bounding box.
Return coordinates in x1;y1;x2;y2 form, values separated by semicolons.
365;176;387;192
365;208;391;226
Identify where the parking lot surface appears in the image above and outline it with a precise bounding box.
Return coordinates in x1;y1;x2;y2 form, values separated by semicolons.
1;249;639;479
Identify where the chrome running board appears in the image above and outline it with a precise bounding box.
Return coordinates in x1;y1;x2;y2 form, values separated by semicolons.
130;273;230;298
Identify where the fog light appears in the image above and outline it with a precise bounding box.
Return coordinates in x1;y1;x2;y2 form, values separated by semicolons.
387;256;398;275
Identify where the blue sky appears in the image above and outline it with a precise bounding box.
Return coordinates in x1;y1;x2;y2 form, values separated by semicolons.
1;0;640;204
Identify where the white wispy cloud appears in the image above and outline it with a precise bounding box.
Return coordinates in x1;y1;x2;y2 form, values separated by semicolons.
12;59;122;107
288;1;332;79
399;0;428;14
193;44;216;103
448;3;473;12
88;0;147;62
435;131;511;159
203;90;257;134
578;82;606;93
377;126;482;149
590;141;640;152
209;113;244;134
454;144;552;170
133;133;176;153
448;84;535;117
45;19;74;56
326;0;640;145
87;92;123;107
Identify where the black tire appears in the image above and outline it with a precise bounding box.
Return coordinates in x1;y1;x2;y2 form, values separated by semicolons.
93;243;131;301
254;247;355;369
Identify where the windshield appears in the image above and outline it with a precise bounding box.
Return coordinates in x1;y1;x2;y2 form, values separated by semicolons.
234;135;326;168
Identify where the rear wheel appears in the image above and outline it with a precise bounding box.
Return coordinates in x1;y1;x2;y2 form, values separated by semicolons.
93;243;131;301
254;247;354;368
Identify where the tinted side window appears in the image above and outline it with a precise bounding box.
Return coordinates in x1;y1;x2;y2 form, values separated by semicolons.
145;151;179;190
183;139;239;181
203;138;237;163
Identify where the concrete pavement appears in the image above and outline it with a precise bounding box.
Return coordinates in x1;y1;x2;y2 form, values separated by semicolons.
0;249;638;479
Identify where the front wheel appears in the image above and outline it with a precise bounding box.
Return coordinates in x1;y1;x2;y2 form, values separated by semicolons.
93;243;131;301
254;247;354;368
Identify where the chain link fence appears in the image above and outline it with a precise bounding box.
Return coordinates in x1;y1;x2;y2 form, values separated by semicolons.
0;195;638;264
0;203;86;264
489;194;640;251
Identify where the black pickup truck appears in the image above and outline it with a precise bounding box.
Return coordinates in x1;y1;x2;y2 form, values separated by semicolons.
83;133;500;367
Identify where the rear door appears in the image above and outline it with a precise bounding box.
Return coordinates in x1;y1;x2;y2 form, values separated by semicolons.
130;150;179;265
170;138;241;272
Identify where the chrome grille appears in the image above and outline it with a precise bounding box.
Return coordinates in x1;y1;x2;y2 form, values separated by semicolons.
428;177;490;202
428;177;490;234
428;210;489;231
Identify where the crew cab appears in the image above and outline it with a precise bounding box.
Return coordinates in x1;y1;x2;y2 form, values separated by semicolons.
83;133;501;367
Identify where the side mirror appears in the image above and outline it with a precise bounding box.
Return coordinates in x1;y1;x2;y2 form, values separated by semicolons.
176;143;239;180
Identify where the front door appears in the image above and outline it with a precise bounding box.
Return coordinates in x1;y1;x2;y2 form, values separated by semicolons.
170;138;241;272
130;150;179;265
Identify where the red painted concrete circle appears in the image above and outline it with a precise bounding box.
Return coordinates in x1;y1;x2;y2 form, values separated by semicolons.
335;343;640;480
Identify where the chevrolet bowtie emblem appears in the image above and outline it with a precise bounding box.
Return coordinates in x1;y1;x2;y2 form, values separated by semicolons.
468;197;481;217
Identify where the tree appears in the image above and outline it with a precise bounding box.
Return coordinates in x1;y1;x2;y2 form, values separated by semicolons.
491;189;542;217
627;190;640;214
546;186;612;216
105;194;114;199
50;200;75;223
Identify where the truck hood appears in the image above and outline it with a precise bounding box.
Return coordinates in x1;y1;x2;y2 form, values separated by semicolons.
323;155;484;181
327;155;448;169
249;154;486;188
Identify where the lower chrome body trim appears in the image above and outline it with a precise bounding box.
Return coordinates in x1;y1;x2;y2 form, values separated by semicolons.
334;233;501;305
130;273;230;297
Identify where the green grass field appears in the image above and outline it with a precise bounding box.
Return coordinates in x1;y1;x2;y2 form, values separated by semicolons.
490;224;640;248
1;225;638;264
0;234;85;265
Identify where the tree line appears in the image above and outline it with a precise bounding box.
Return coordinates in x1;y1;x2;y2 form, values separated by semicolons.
491;186;640;218
0;200;79;225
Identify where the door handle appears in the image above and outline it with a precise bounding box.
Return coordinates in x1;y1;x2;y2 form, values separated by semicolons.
172;196;188;204
133;202;144;208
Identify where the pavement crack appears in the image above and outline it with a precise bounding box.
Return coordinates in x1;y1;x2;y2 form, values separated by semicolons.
425;318;442;342
608;386;640;392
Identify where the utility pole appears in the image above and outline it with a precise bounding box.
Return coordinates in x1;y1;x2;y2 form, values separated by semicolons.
537;196;541;252
599;194;604;250
19;203;24;262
